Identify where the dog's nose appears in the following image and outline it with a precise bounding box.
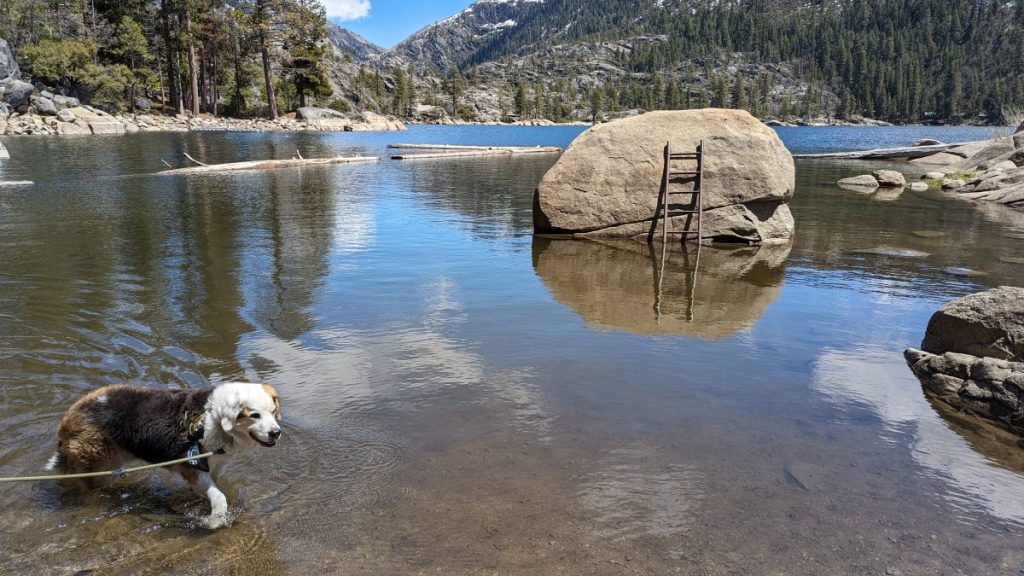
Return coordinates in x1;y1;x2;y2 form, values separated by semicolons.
269;429;281;440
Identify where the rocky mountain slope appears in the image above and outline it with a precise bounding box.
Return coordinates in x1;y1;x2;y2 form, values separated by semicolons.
326;0;1023;125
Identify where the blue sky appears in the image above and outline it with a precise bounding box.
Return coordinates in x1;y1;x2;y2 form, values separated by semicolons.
324;0;476;49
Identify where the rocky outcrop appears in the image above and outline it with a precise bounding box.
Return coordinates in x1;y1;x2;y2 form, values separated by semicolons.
905;287;1024;436
533;238;789;339
907;132;1024;212
533;109;796;245
0;37;17;85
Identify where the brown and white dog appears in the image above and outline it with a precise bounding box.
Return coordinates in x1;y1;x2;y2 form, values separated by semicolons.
47;382;282;528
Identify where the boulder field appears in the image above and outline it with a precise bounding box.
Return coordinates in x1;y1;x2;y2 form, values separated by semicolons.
905;287;1024;436
533;109;796;245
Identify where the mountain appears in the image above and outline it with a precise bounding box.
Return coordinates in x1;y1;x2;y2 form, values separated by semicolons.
329;0;1024;125
390;0;548;72
326;24;384;62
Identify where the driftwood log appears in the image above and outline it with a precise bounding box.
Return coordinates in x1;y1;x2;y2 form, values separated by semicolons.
0;180;33;187
158;155;378;175
388;144;562;160
793;143;965;160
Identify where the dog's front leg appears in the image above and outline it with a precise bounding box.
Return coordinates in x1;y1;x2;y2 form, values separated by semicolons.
176;464;230;529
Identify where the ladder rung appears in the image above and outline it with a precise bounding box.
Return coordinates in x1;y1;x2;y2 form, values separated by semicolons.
668;190;700;195
670;171;700;176
669;153;699;159
665;230;701;235
666;210;700;215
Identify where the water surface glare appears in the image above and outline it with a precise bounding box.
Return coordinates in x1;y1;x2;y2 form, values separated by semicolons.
1;126;1023;574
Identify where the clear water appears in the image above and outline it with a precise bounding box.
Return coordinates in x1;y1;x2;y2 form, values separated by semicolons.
1;126;1023;575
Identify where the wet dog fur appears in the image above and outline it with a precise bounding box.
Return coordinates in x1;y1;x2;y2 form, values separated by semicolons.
48;382;282;528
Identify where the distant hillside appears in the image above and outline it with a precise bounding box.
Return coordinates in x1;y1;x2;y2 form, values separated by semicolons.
335;0;1024;124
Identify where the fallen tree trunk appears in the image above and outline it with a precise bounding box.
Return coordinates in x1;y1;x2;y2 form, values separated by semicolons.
391;147;563;160
793;143;965;160
0;180;33;187
387;143;562;152
158;155;378;175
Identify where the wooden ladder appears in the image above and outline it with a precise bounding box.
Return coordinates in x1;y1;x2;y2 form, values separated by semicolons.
657;140;704;246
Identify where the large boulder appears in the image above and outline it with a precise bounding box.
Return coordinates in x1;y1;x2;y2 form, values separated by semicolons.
296;106;346;121
533;109;796;244
921;287;1024;361
3;79;34;112
905;287;1024;436
30;95;56;116
0;37;17;84
348;111;407;132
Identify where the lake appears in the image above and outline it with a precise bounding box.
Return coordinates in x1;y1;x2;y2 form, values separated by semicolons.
1;124;1023;574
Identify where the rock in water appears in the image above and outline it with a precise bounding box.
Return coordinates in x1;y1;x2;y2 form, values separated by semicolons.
0;37;18;84
873;170;906;187
922;287;1024;361
905;287;1024;437
533;109;795;244
837;175;880;189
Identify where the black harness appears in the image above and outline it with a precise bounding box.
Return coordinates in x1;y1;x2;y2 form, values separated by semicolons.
183;410;225;472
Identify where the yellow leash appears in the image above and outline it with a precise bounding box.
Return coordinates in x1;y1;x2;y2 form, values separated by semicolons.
0;452;215;483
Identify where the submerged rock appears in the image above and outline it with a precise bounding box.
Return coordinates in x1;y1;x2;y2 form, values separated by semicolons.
533;109;795;245
849;247;929;258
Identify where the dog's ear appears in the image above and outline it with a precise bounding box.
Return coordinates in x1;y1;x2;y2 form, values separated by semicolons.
220;394;241;433
262;384;282;420
221;411;236;433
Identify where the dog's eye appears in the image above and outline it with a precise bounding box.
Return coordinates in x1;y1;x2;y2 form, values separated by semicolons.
251;412;261;419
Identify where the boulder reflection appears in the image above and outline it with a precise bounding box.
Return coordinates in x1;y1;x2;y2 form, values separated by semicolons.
532;238;789;339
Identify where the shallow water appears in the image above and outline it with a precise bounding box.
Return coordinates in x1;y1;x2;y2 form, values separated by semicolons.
1;126;1023;575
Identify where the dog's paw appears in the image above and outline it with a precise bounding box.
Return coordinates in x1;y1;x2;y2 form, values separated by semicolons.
203;513;232;530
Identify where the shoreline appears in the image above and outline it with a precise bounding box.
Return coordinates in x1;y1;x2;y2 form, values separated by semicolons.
1;107;1008;138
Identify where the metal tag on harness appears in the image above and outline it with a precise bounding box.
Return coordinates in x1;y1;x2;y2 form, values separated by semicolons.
187;444;210;472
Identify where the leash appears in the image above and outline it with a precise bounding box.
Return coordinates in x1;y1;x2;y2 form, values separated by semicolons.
0;452;216;483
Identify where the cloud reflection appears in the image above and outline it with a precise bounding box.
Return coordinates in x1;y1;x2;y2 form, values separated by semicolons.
813;346;1024;526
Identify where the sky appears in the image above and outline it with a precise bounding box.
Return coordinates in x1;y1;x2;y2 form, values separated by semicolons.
323;0;477;49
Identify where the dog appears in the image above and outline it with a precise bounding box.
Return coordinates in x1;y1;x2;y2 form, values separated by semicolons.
47;382;282;528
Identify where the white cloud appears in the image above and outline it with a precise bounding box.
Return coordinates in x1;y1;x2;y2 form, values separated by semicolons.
321;0;371;20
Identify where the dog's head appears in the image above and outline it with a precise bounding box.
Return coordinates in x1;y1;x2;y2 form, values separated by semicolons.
217;383;283;447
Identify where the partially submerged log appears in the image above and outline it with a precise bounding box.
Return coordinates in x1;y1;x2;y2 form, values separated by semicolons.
387;143;562;153
390;145;562;160
793;143;965;160
158;155;378;175
0;180;33;187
